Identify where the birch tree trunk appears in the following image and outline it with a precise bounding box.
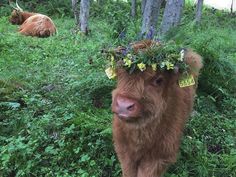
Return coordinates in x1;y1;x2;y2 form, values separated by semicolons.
71;0;80;27
80;0;90;35
160;0;185;35
141;0;163;38
131;0;137;18
195;0;204;24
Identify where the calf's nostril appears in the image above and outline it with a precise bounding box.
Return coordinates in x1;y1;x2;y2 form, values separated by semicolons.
127;104;135;111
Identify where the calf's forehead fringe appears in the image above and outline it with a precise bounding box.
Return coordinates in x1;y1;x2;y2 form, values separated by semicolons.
116;68;172;81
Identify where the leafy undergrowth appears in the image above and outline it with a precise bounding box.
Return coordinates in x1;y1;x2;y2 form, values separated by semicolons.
0;5;236;177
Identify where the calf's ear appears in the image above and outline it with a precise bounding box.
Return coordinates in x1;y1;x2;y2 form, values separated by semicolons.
184;50;203;77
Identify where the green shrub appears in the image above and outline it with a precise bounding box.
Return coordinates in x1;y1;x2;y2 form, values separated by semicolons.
1;0;72;17
166;18;236;102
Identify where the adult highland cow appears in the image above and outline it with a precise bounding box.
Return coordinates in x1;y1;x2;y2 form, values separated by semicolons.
9;0;56;37
105;40;203;177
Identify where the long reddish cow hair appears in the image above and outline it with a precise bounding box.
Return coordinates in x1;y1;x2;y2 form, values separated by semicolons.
9;1;56;38
111;40;203;177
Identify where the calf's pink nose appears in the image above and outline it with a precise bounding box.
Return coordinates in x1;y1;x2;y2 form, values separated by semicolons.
113;95;140;118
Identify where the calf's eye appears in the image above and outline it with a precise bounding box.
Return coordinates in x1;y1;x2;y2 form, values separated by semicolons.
152;76;163;86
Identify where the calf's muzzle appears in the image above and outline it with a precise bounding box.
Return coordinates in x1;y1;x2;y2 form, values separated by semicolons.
112;95;141;120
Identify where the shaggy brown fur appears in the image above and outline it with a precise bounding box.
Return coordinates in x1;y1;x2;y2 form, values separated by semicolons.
9;10;56;37
114;40;160;54
131;39;160;53
112;41;202;177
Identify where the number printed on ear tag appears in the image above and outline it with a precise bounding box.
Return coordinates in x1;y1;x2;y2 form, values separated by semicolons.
179;73;195;88
105;67;116;79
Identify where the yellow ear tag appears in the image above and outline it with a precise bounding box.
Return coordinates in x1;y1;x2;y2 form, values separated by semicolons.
105;67;116;79
179;73;195;88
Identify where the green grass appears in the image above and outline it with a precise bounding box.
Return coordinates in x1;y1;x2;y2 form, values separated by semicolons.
0;16;119;176
0;3;236;177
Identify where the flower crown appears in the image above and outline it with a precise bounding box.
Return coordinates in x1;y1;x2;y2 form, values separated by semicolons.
105;40;190;78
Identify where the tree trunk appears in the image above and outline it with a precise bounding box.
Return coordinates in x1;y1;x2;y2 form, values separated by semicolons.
80;0;90;35
71;0;80;27
141;0;147;15
230;0;234;14
160;0;185;35
195;0;204;24
141;0;163;39
131;0;137;18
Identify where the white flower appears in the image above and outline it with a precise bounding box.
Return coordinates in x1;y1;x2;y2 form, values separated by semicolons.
179;49;185;61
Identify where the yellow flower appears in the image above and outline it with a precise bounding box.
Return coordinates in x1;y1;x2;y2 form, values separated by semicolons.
166;61;174;70
151;63;157;71
161;61;174;70
110;55;115;68
127;54;132;59
105;67;116;79
110;55;115;62
137;62;146;72
123;57;132;68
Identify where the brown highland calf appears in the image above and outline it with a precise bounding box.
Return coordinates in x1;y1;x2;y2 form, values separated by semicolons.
9;0;56;37
111;41;203;177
